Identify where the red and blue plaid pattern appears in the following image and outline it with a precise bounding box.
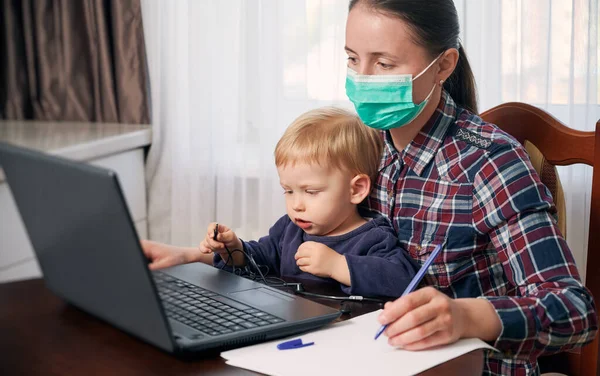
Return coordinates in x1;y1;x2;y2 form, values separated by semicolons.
365;91;598;375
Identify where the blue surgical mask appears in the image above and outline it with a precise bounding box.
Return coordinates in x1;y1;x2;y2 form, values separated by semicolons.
345;55;441;130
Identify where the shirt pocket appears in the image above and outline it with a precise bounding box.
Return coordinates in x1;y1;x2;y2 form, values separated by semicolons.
397;230;473;290
397;229;445;257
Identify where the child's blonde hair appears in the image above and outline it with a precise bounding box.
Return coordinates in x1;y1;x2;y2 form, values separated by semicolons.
275;107;383;183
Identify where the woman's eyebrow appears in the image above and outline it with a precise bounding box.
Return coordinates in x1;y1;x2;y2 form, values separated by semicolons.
344;46;398;60
370;51;398;59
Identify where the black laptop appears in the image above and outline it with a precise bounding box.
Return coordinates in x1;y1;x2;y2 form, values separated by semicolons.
0;142;340;355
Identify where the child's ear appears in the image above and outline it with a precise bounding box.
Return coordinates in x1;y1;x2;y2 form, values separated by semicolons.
349;174;371;205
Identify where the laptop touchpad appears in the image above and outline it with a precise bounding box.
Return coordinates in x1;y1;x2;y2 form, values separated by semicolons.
229;288;293;307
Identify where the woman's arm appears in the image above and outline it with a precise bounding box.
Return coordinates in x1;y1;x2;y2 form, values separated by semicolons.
470;142;597;361
141;239;214;269
378;141;597;361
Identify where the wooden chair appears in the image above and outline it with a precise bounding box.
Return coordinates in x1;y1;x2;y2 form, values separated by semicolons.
480;103;600;376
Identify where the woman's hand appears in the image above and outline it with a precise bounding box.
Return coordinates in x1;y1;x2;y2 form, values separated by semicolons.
141;239;201;270
378;287;501;350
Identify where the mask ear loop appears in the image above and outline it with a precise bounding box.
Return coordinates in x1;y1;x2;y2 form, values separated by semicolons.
411;52;446;108
413;52;445;81
404;72;440;121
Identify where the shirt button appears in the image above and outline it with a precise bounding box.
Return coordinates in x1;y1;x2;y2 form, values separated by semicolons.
416;245;422;251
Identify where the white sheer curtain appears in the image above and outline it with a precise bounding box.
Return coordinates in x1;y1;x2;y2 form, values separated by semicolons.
141;0;349;247
141;0;599;276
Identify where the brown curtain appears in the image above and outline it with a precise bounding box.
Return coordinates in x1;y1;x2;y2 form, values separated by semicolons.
0;0;150;124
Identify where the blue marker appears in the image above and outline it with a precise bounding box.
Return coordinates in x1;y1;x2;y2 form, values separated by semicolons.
374;243;443;340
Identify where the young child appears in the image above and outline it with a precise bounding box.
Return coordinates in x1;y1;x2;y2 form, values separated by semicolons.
143;107;417;298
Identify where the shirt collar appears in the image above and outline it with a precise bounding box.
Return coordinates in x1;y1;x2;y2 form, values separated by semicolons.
379;90;457;176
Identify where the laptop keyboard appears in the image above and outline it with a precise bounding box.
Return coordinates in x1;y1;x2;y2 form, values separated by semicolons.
153;272;285;337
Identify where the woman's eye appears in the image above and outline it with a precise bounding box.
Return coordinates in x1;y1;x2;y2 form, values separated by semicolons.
283;190;292;195
347;56;357;65
377;62;393;70
306;190;319;195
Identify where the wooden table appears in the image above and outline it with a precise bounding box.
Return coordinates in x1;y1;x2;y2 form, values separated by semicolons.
0;278;483;375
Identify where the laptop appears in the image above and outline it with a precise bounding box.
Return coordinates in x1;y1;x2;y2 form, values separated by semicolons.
0;142;341;355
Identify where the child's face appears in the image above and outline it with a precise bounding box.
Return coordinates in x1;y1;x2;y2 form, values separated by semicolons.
277;162;358;236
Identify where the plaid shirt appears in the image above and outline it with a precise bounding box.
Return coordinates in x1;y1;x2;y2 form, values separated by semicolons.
365;91;598;375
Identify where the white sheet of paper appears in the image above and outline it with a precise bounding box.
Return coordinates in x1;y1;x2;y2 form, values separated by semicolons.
221;310;495;376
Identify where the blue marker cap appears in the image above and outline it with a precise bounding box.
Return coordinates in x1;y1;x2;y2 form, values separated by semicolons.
277;338;315;350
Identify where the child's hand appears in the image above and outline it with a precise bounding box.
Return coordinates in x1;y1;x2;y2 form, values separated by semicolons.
295;241;346;278
141;239;197;270
199;223;243;256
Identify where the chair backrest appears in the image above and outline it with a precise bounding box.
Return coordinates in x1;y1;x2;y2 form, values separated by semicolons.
523;140;567;238
480;102;600;376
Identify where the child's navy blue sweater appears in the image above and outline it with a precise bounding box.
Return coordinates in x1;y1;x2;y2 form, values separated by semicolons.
214;215;418;298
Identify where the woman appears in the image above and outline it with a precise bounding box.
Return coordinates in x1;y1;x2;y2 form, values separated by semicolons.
143;0;597;374
344;0;596;375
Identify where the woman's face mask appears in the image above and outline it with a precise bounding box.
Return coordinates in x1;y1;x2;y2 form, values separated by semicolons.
345;55;441;131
